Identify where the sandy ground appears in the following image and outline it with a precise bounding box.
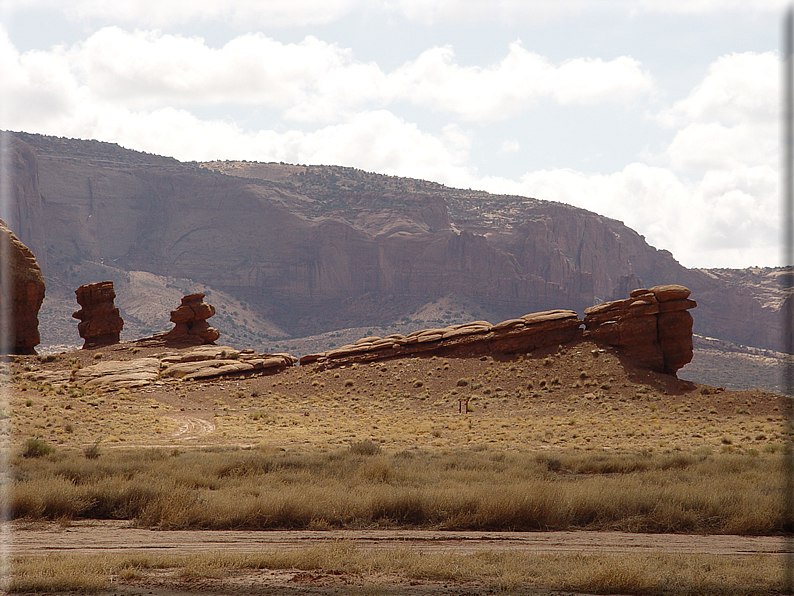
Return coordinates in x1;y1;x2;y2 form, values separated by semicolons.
10;339;784;455
10;523;788;596
10;521;787;557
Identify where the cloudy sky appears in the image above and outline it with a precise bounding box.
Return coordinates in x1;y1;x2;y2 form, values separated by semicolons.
0;0;785;269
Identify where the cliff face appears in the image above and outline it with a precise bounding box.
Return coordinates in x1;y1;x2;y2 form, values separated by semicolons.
4;131;781;351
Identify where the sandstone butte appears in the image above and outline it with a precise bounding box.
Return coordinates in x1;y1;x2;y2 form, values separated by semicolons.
0;217;45;354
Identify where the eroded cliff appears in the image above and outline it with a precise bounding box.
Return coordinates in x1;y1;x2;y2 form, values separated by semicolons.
3;131;780;352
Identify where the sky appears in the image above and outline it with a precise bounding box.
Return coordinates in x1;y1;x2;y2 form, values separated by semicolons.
0;0;786;269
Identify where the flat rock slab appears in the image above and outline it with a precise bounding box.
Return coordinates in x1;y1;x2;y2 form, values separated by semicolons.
75;358;161;388
161;359;255;379
163;345;241;363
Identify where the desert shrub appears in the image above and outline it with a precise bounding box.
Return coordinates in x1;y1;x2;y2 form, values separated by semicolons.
22;438;54;458
83;441;101;460
350;439;381;456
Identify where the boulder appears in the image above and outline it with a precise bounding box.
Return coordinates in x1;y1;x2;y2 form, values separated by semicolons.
0;218;45;354
72;281;124;349
162;293;220;345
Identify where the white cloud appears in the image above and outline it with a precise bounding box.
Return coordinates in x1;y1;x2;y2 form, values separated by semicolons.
390;42;654;121
383;0;590;25
43;106;474;185
76;28;371;114
0;29;656;126
663;121;775;173
632;50;780;264
549;56;656;105
657;52;778;128
499;140;520;153
0;29;81;130
466;162;778;269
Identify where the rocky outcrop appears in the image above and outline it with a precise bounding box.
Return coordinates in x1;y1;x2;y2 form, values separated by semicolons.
75;358;160;388
300;310;582;369
161;293;220;345
72;281;124;349
583;284;696;374
71;345;297;388
159;346;296;380
0;218;45;354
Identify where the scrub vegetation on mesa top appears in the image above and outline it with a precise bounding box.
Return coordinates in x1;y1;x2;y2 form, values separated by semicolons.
11;442;782;534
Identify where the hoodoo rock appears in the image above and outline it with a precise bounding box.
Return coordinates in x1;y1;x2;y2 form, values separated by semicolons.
73;281;124;349
162;293;220;345
0;218;45;354
583;284;695;374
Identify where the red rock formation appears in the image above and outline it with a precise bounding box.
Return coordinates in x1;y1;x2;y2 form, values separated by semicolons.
73;281;124;349
162;293;220;345
0;218;45;354
9;132;775;354
583;284;695;374
300;310;582;369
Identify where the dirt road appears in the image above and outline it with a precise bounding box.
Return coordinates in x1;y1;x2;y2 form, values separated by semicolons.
10;521;786;556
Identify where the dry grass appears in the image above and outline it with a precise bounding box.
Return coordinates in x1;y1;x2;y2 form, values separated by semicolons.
10;545;781;595
9;446;783;534
7;342;788;593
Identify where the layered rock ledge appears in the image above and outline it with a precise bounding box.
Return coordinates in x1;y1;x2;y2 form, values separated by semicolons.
300;309;582;369
159;346;296;381
299;286;696;375
69;345;297;388
583;284;696;374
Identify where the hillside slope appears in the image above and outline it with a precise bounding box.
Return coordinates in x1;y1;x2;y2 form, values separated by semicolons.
2;131;781;355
